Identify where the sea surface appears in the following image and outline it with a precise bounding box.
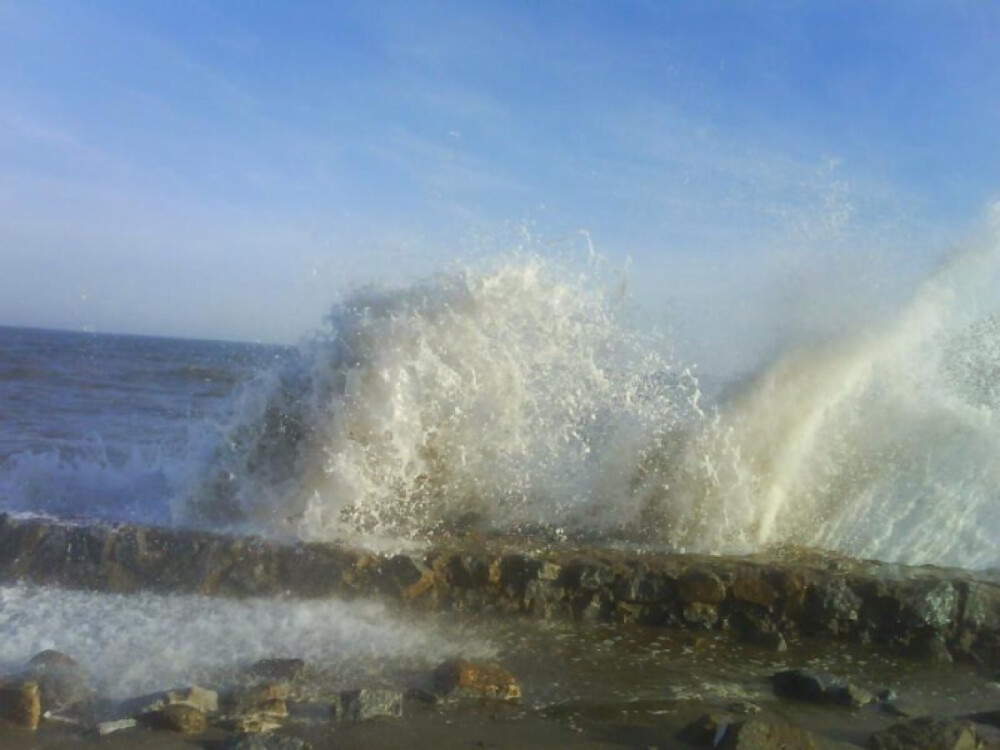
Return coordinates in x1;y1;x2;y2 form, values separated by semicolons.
0;325;289;526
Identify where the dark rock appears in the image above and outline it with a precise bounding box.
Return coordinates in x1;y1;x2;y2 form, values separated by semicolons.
964;709;1000;727
877;688;899;703
719;718;819;750
868;717;983;750
404;687;439;704
226;733;313;750
332;689;403;722
444;554;491;588
562;559;615;592
807;577;862;634
772;668;873;708
0;679;40;729
961;582;1000;632
614;566;675;603
433;659;521;701
896;580;959;632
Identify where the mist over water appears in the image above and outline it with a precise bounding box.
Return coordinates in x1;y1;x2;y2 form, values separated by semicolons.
180;220;1000;569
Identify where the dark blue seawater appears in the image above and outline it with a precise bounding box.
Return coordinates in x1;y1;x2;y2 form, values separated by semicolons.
0;326;289;524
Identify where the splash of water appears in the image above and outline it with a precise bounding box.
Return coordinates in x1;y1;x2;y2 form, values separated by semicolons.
184;228;1000;568
185;256;701;543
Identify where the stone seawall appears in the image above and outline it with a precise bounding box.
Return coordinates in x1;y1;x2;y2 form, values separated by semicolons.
1;513;997;664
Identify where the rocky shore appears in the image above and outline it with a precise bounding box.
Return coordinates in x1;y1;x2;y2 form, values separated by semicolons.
1;513;999;748
1;513;998;664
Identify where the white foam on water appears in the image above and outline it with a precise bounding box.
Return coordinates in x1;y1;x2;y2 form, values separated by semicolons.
0;584;489;700
184;254;701;545
182;220;1000;569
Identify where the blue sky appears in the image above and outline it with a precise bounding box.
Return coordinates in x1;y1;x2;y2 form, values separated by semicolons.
1;1;998;345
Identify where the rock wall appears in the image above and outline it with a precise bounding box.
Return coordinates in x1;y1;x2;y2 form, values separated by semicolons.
1;514;997;664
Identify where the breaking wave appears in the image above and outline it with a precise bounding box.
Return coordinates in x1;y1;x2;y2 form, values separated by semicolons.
183;229;1000;569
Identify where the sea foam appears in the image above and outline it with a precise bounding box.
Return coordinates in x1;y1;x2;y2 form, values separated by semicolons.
183;231;1000;568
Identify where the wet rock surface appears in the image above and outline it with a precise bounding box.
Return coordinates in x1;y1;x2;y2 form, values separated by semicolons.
719;717;821;750
141;703;207;733
2;514;998;666
0;679;40;729
772;668;875;707
2;517;1000;749
433;659;522;701
868;717;985;750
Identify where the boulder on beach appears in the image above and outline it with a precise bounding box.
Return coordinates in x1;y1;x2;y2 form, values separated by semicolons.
122;684;218;719
868;717;984;750
228;682;291;716
24;649;92;712
141;703;208;733
166;685;219;714
433;659;521;701
0;679;41;730
772;668;874;708
679;713;820;749
720;718;820;750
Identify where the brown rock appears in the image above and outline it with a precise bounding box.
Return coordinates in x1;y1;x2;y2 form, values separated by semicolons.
869;717;983;750
731;568;778;608
144;703;207;733
229;683;290;718
0;680;40;729
433;659;521;701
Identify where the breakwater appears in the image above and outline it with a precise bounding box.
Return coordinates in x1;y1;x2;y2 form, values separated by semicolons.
1;514;997;666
